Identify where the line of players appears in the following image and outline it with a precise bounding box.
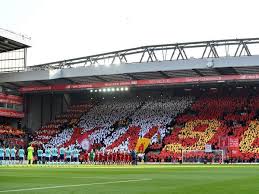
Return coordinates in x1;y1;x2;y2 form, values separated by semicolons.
83;150;132;165
0;146;26;165
0;145;132;165
36;146;80;164
36;148;132;165
0;146;81;165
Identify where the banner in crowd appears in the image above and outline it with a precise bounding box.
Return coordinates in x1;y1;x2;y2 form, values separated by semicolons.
230;148;240;157
205;144;212;153
19;73;259;93
228;137;239;148
135;138;150;153
219;136;228;148
77;132;91;151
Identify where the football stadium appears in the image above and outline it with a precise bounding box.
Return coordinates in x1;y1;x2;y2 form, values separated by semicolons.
1;22;259;194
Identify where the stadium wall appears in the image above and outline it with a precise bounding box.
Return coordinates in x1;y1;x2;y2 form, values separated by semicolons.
24;93;70;130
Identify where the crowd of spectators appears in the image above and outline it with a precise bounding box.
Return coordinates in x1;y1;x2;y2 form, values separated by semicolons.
30;88;259;163
42;95;194;154
45;128;74;148
88;127;113;145
78;99;142;131
132;96;194;138
103;127;128;148
161;89;259;162
101;96;194;152
33;103;92;144
0;124;26;147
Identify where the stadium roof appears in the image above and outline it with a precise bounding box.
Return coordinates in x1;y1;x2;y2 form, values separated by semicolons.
27;38;259;71
1;38;259;92
0;28;31;53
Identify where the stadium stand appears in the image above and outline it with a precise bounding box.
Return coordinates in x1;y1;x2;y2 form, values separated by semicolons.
26;87;259;163
43;95;194;153
103;96;194;152
33;103;93;144
159;88;259;162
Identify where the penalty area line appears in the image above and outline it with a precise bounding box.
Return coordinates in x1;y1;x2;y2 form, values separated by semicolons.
0;178;152;193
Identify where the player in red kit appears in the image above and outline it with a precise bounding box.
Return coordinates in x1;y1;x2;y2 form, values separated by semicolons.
108;150;113;165
104;150;108;165
112;150;117;164
120;151;125;165
126;151;131;164
99;151;104;165
84;151;89;164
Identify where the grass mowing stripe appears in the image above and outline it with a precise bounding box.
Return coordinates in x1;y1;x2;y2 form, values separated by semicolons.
0;166;258;194
0;174;138;180
0;175;148;181
0;178;152;193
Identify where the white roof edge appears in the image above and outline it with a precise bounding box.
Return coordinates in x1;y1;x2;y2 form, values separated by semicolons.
0;28;31;47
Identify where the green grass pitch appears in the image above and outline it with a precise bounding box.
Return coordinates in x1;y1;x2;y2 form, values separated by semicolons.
0;165;258;194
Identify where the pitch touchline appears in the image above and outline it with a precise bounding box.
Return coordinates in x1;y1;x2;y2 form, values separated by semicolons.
0;178;152;193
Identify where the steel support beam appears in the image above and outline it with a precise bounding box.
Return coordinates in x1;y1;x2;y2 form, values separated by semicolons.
24;38;259;71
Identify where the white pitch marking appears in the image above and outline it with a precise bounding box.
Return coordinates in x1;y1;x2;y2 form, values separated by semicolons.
0;178;152;193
